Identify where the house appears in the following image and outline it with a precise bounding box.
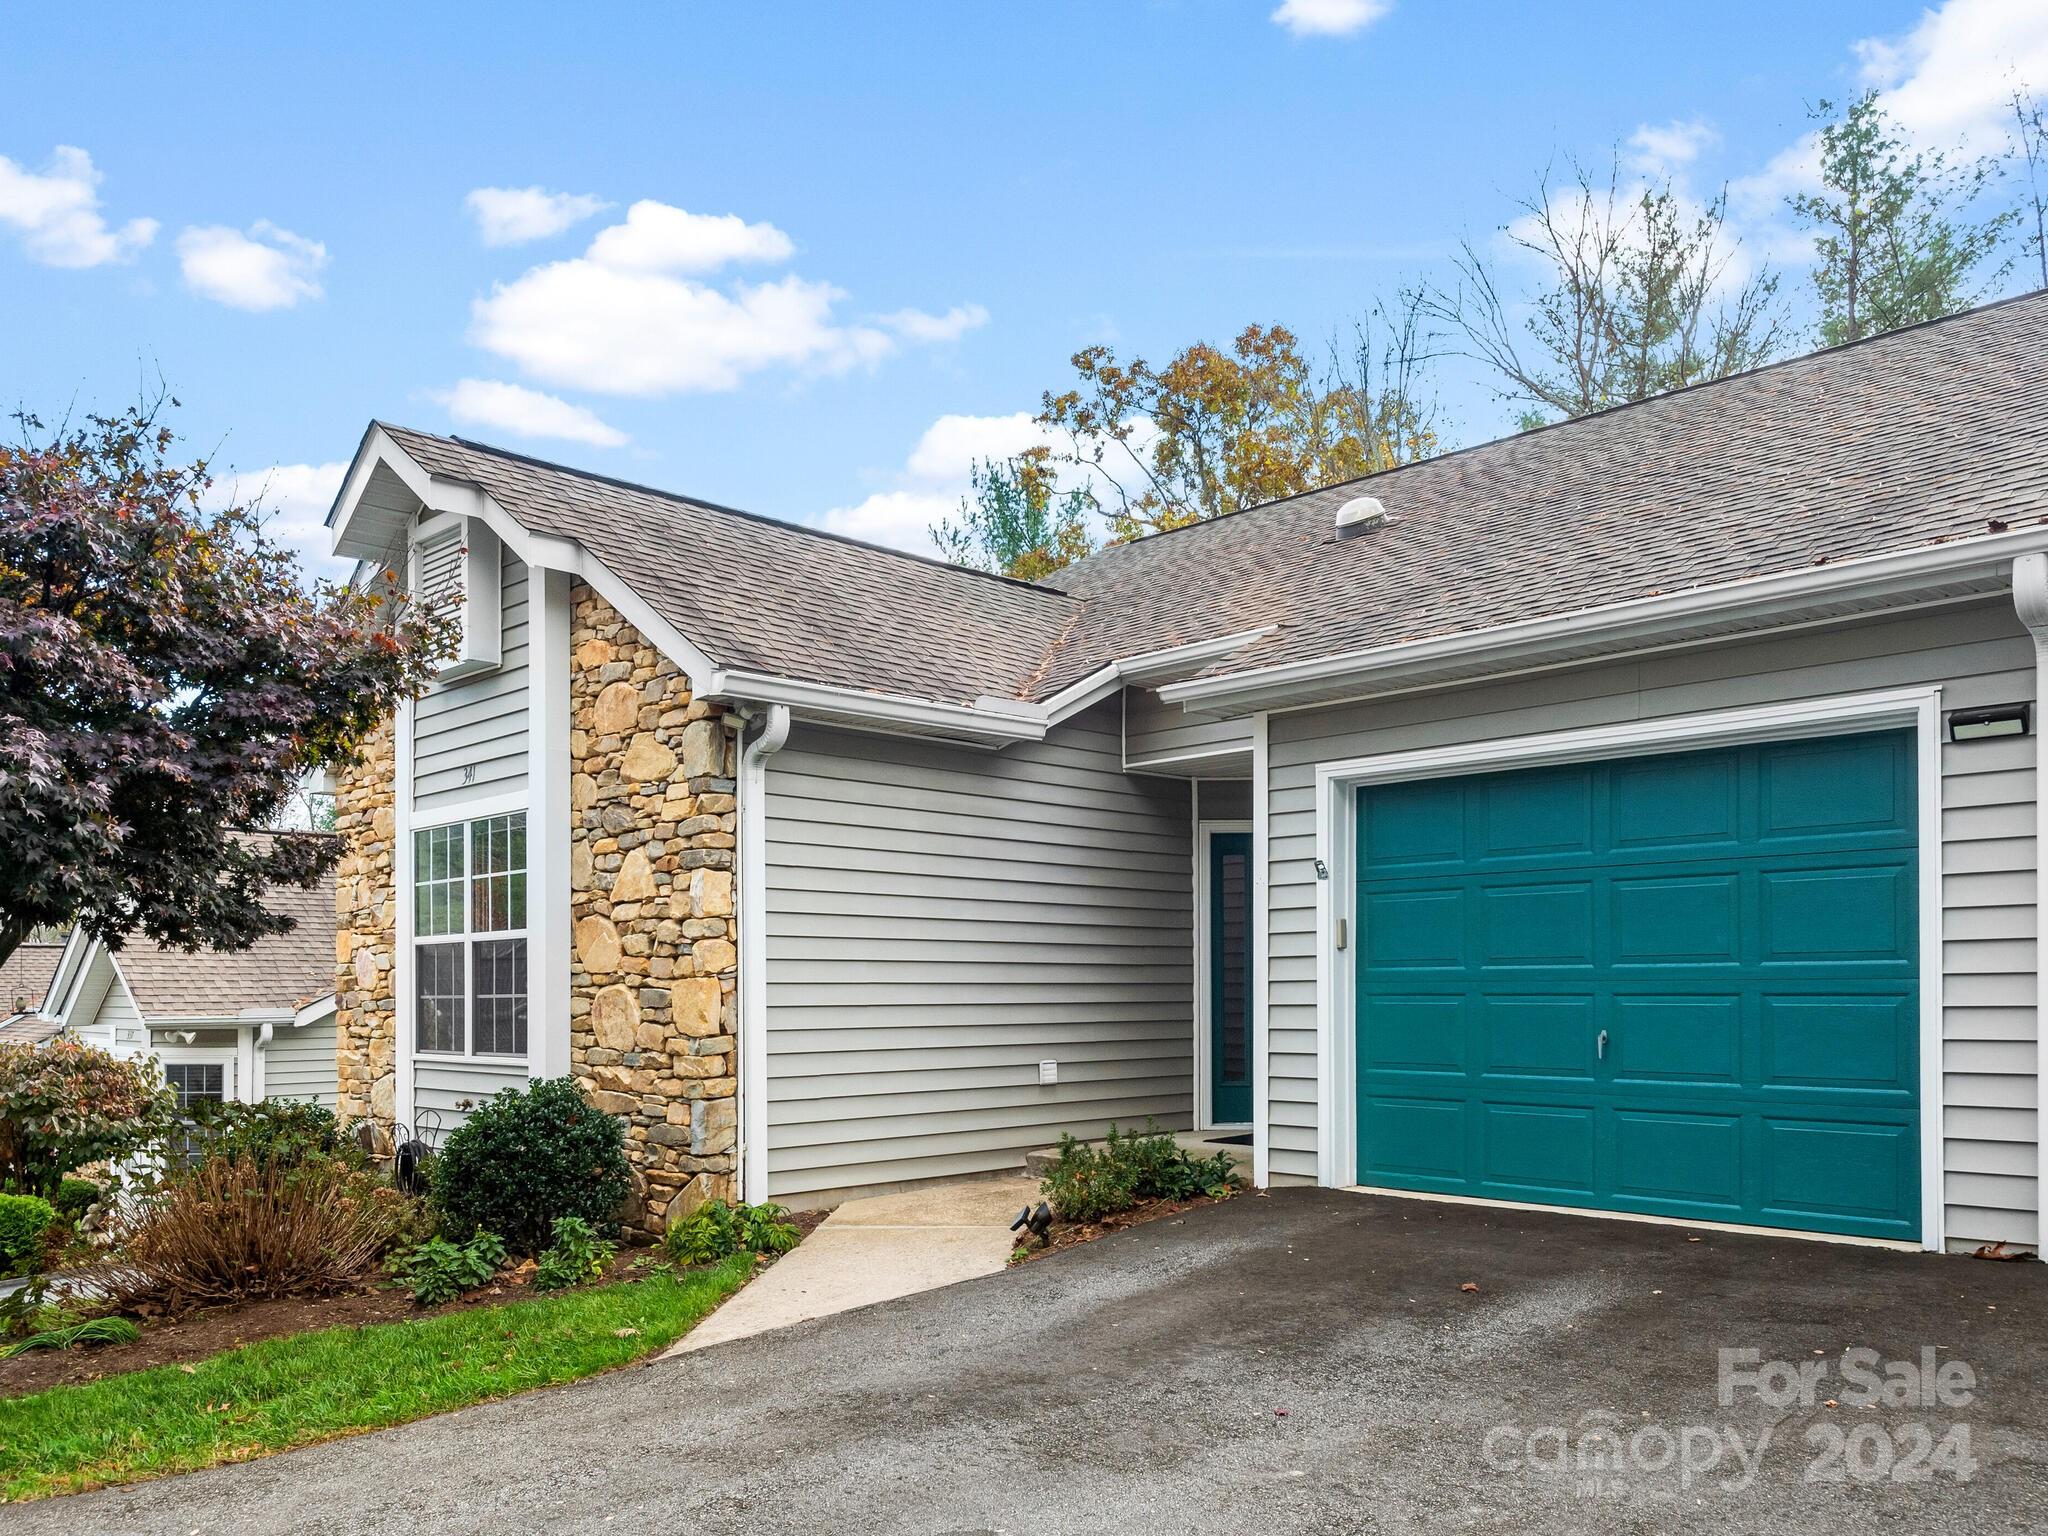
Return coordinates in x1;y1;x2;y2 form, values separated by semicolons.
325;291;2048;1253
42;848;340;1111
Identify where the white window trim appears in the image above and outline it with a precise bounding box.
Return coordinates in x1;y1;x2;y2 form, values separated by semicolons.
1309;684;1945;1252
1195;817;1253;1132
408;807;531;1066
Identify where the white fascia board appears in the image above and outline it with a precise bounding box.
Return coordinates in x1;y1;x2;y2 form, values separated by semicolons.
702;670;1050;744
1158;529;2048;713
42;928;92;1024
1032;626;1281;724
292;994;338;1029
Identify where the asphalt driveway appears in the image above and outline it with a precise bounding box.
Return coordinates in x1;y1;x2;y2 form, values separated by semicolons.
18;1190;2045;1535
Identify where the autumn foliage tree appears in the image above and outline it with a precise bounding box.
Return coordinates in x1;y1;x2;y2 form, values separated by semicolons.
932;449;1096;581
0;402;450;968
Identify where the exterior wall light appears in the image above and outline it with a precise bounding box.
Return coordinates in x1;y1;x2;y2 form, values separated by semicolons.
1946;703;2031;742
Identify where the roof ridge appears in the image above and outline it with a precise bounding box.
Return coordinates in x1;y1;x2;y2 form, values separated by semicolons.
377;422;1085;606
1055;285;2048;573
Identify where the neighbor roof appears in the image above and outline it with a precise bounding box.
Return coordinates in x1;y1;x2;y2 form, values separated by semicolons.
110;848;337;1021
373;291;2048;707
0;942;62;1020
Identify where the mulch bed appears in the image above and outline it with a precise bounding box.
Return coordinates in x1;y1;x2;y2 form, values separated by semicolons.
0;1208;829;1399
1009;1189;1241;1263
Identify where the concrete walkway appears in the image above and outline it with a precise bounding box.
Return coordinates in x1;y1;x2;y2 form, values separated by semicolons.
665;1172;1034;1354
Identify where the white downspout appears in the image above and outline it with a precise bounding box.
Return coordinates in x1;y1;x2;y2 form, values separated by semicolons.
736;703;791;1205
2012;553;2048;1254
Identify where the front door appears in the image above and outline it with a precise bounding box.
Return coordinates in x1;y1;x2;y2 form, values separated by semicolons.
1208;830;1253;1125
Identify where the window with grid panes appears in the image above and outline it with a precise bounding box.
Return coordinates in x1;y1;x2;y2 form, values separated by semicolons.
412;812;528;1057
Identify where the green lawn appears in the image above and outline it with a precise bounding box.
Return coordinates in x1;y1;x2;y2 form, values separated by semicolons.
0;1256;755;1502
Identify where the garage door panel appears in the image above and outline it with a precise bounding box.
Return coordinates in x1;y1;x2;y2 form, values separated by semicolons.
1609;994;1741;1084
1362;888;1465;967
1610;1110;1744;1207
1361;995;1465;1072
1760;863;1914;963
1481;1102;1596;1195
1362;1095;1467;1182
1760;995;1915;1090
1480;882;1594;966
1478;994;1596;1078
1609;752;1741;851
1612;873;1741;964
1357;729;1921;1241
1759;735;1911;839
1761;1119;1914;1227
1478;768;1592;859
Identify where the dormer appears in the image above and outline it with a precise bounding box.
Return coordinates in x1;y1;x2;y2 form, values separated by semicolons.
411;511;502;679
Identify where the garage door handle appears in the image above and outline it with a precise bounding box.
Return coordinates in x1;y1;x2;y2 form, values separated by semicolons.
1597;1029;1609;1061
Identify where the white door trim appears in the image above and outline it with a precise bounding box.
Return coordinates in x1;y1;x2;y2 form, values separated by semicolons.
1195;818;1253;1132
1311;684;1946;1252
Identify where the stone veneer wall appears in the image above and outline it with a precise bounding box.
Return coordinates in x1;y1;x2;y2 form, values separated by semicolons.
569;584;740;1236
334;716;398;1127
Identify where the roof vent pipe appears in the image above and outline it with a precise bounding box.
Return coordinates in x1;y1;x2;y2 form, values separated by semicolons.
1334;496;1389;536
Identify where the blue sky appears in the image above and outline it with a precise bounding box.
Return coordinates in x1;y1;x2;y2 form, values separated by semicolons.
4;1;2045;580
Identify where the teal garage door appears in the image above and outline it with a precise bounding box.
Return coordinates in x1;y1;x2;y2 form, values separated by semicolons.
1355;730;1920;1240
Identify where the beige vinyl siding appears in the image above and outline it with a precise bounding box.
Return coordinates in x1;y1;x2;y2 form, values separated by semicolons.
1125;685;1254;770
414;546;529;817
1265;599;2038;1249
415;1056;528;1137
263;1017;338;1109
763;700;1195;1200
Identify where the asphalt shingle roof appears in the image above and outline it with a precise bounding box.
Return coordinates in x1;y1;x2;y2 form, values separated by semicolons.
0;943;61;1019
1038;290;2048;690
112;854;337;1020
378;291;2048;706
381;426;1083;707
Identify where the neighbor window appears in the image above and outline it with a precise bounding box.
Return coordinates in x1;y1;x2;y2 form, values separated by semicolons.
163;1063;226;1108
413;811;528;1058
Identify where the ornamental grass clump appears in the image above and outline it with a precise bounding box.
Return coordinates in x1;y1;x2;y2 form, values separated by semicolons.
107;1154;423;1310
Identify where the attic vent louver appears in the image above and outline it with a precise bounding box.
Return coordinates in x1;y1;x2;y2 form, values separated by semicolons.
1334;495;1389;537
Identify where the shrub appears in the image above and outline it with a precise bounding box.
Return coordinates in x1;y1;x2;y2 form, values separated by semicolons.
0;1193;55;1275
1039;1121;1239;1222
51;1177;102;1223
430;1078;631;1255
391;1229;507;1306
0;1040;174;1197
1039;1135;1140;1222
108;1153;424;1309
533;1216;615;1292
664;1199;800;1265
180;1099;355;1171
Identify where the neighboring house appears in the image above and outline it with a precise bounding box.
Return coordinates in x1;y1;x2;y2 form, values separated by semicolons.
326;291;2048;1253
42;849;340;1111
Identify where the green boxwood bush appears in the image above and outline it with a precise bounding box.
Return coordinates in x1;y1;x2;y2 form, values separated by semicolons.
51;1177;101;1223
664;1199;800;1265
1040;1121;1238;1222
430;1078;631;1255
0;1193;56;1275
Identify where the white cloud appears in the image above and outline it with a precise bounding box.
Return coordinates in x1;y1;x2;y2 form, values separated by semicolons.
465;185;611;246
469;201;979;396
1627;118;1719;176
583;200;794;273
815;412;1052;557
877;303;990;344
0;145;156;268
1270;0;1391;38
1852;0;2048;154
436;378;628;448
902;411;1048;482
212;461;353;585
814;488;958;555
176;220;326;311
